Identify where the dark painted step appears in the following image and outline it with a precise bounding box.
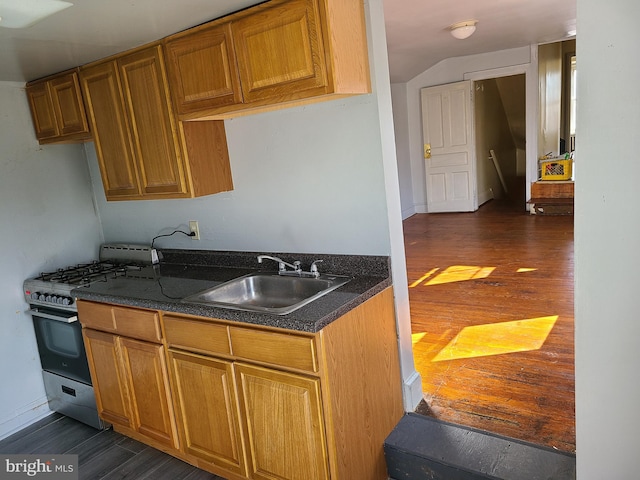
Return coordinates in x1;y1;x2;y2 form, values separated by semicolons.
384;413;575;480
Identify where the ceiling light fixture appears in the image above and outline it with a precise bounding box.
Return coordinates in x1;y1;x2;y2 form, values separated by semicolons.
0;0;73;29
450;20;478;40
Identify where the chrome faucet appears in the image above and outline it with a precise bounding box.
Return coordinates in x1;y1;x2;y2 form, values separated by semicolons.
257;255;322;278
257;255;301;274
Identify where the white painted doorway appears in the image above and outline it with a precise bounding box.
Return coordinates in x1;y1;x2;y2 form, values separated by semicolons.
421;80;476;213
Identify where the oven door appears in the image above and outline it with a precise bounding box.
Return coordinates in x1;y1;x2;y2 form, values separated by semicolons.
30;306;92;385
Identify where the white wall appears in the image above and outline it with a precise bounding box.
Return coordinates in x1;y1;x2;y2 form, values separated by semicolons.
392;47;534;216
87;94;390;255
0;82;103;439
575;0;640;477
390;83;414;218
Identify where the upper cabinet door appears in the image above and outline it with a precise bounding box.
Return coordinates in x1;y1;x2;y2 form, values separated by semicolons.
117;46;187;196
26;70;91;143
80;61;141;199
164;23;242;116
49;72;91;137
26;82;59;140
232;0;328;104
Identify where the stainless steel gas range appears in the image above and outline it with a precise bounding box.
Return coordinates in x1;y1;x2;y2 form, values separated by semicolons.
23;244;159;430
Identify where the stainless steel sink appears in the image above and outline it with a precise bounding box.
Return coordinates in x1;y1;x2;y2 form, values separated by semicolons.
182;272;351;315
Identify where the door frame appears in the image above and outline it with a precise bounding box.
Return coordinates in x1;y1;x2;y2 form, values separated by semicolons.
463;58;538;209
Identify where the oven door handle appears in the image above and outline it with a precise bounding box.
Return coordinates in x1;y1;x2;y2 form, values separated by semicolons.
28;308;78;323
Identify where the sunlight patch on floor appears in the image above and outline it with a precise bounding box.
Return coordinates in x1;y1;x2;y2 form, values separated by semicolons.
409;265;539;288
412;332;427;345
431;315;559;362
425;265;495;286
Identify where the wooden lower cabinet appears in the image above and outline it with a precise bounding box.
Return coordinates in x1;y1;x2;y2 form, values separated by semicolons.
83;328;178;449
168;350;247;476
81;288;403;480
235;363;328;480
83;328;131;427
119;337;177;448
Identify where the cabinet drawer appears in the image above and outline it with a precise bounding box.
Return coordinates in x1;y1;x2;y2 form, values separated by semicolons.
113;306;161;342
163;315;231;356
229;327;318;373
77;301;161;342
77;300;116;332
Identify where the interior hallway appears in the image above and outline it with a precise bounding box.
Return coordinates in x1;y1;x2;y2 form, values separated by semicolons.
404;196;575;453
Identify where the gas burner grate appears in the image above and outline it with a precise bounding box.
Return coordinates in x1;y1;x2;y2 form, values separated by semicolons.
37;261;126;285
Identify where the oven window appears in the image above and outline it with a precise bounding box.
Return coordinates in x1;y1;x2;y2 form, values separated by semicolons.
33;314;92;385
42;320;82;358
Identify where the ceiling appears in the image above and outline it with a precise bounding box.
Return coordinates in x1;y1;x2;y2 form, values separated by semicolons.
0;0;576;85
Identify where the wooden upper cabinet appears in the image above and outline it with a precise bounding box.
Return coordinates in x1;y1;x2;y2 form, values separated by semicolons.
26;82;58;140
79;61;141;198
26;70;91;144
232;0;327;104
79;44;233;201
117;46;187;196
163;0;370;120
164;22;242;116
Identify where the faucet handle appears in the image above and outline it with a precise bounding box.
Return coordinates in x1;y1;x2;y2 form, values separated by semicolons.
310;260;323;277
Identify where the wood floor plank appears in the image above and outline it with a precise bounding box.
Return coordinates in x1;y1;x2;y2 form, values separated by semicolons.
76;444;139;480
405;198;575;453
139;455;221;480
100;446;170;480
0;415;101;454
0;417;227;479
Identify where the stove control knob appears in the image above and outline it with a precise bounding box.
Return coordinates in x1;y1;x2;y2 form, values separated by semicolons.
45;295;53;303
49;295;58;303
56;296;65;304
61;297;72;306
38;293;46;301
31;292;40;300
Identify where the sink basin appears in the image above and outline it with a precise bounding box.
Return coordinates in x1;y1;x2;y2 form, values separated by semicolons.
182;272;351;315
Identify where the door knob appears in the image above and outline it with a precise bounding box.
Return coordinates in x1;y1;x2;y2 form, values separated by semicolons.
424;143;431;159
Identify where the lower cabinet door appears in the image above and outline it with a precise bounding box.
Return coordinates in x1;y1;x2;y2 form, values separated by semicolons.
83;329;131;427
235;363;329;480
119;337;178;448
168;350;247;476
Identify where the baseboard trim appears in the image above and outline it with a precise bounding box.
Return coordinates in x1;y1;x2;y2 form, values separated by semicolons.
0;397;51;441
401;371;423;411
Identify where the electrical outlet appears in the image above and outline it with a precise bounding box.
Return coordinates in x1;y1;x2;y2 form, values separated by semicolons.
189;221;200;240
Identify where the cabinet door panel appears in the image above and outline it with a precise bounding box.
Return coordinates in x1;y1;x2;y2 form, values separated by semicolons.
26;83;59;140
80;62;141;198
82;329;131;427
49;73;90;136
120;337;177;448
165;23;242;115
118;46;186;196
235;363;328;480
169;350;246;475
232;0;328;103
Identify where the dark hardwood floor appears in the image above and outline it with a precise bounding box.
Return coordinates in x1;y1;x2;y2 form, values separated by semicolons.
0;414;225;480
405;196;575;453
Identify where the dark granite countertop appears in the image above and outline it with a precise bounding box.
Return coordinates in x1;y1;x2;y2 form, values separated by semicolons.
71;249;391;333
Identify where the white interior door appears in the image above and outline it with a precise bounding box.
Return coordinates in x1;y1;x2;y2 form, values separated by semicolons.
421;81;476;212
